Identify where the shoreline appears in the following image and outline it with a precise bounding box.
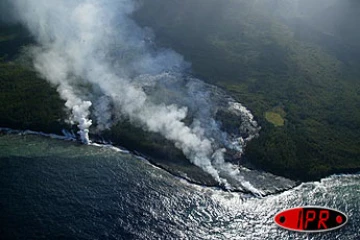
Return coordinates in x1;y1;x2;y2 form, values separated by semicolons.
0;127;299;197
3;126;359;196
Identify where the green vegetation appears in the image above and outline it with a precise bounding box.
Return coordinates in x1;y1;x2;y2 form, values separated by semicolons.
0;24;68;134
265;112;284;127
133;0;360;181
0;60;68;133
0;25;217;186
1;1;360;182
265;106;286;127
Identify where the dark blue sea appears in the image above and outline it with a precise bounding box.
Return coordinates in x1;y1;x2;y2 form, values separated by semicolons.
0;134;359;239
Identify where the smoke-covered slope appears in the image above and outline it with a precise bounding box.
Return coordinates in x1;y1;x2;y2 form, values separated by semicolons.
133;0;360;181
1;0;294;194
1;0;359;189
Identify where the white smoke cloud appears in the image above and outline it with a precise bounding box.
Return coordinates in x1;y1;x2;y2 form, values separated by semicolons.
8;0;260;189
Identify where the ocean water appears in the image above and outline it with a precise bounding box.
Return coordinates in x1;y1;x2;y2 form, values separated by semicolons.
0;134;359;239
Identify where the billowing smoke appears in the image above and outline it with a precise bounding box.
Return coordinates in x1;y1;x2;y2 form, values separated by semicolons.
6;0;260;188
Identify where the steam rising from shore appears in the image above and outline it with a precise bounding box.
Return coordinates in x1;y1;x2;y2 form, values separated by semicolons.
7;0;260;187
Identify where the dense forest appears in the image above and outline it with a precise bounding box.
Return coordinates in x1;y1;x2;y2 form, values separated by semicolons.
133;0;360;180
1;0;360;182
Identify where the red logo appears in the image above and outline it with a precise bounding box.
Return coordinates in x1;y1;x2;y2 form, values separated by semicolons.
274;206;348;232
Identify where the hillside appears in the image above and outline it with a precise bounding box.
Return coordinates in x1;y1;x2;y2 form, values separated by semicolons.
133;0;360;180
1;0;360;182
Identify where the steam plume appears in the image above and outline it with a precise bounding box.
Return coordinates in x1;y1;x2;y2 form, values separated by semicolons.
7;0;260;187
